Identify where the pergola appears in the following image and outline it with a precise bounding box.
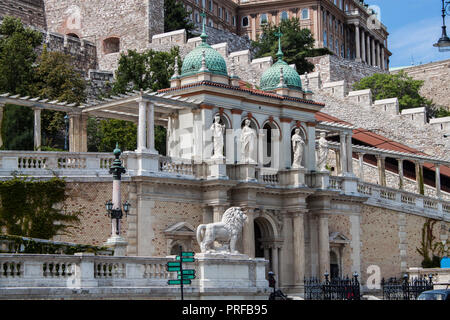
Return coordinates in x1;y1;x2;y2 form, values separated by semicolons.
0;91;201;152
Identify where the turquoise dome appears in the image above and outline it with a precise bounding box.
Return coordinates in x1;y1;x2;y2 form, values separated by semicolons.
180;42;228;77
260;59;302;92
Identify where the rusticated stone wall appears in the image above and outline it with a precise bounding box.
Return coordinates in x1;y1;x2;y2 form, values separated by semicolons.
0;0;46;29
391;60;450;110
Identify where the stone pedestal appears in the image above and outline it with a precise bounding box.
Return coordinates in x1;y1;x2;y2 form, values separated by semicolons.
237;163;257;182
206;158;228;180
307;170;330;189
341;174;358;194
124;151;159;176
104;235;128;256
290;167;306;187
195;252;269;299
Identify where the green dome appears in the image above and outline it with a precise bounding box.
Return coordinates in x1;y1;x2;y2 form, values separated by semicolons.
260;59;302;92
180;42;228;77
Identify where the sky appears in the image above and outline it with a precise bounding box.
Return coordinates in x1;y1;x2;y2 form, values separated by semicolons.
367;0;450;68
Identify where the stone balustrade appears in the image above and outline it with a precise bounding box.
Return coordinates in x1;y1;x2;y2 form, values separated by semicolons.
0;252;269;299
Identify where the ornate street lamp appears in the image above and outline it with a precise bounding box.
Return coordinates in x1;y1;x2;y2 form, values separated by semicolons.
104;143;130;256
433;0;450;52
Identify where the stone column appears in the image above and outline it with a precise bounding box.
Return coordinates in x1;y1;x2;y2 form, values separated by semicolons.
366;34;371;66
231;109;243;164
339;132;348;175
376;154;386;186
398;158;404;190
0;104;4;148
381;47;386;70
318;214;330;279
358;153;365;180
146;102;158;154
202;205;213;224
292;212;305;288
361;29;366;63
346;133;353;175
34;108;41;150
280;118;292;169
242;207;255;258
376;41;381;67
371;38;376;66
415;161;424;195
68;113;86;152
250;14;257;41
271;245;279;281
137;100;147;152
354;23;361;62
435;164;441;198
335;150;341;175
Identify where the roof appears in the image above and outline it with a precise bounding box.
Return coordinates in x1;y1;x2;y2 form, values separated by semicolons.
315;111;450;177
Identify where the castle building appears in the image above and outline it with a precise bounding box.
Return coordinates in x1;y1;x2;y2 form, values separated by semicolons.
182;0;391;69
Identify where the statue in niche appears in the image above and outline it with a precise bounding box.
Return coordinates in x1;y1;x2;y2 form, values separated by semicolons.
240;119;257;164
210;115;225;159
316;132;329;171
291;128;305;169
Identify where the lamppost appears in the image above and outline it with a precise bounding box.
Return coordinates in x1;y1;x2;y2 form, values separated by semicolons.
104;143;130;256
64;114;69;151
433;0;450;52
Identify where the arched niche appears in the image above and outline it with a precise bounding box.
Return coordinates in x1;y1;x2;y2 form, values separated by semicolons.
290;124;307;168
261;119;281;168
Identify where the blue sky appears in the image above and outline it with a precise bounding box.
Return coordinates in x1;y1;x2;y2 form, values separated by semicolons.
368;0;450;68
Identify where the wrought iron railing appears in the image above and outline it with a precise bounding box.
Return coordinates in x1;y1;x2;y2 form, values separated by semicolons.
381;275;433;300
304;273;361;300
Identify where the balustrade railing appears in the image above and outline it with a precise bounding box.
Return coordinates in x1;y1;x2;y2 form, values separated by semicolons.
158;156;195;176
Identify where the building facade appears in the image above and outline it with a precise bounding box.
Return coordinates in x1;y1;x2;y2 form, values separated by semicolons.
182;0;391;70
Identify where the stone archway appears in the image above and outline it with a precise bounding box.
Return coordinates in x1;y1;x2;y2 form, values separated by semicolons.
253;214;281;280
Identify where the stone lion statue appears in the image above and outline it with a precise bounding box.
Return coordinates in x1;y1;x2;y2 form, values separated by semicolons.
196;207;247;254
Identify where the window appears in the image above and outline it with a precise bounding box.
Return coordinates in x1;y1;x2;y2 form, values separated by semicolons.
208;0;213;12
202;0;206;8
323;30;327;47
301;8;309;20
323;11;326;24
208;19;213;27
219;7;222;19
329;16;332;28
341;44;345;57
330;34;333;50
345;3;349;11
225;10;229;22
281;11;288;21
335;40;339;53
233;16;236;26
195;11;200;23
242;16;249;27
103;37;120;54
260;13;268;25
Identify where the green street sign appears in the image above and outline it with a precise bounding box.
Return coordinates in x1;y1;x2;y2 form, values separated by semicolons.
178;269;195;275
175;256;195;262
181;252;195;257
167;266;181;272
167;262;181;267
177;274;195;280
168;279;191;285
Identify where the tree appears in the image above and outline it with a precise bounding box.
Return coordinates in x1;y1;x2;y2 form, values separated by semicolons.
416;218;442;268
164;0;195;38
0;17;42;151
93;48;181;154
352;71;433;112
252;18;332;75
32;46;86;149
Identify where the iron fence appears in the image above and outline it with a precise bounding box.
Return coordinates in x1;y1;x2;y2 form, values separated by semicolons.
381;275;433;300
304;273;361;300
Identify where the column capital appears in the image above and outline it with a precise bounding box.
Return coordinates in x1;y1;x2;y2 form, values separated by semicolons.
375;153;386;160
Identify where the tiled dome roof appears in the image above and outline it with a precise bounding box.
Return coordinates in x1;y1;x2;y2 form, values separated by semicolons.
180;42;228;77
260;59;302;91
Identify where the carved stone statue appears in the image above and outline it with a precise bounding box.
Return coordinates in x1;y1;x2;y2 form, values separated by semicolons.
316;132;329;171
240;119;257;164
196;207;247;254
291;128;305;169
210;115;225;159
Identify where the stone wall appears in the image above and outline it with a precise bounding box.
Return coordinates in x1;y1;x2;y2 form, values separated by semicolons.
391;60;450;110
0;0;46;29
43;0;164;71
307;54;388;90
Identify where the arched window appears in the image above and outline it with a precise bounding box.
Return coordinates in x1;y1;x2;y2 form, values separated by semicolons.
103;37;120;54
281;11;288;21
260;13;268;25
301;8;309;20
242;16;249;27
67;33;79;39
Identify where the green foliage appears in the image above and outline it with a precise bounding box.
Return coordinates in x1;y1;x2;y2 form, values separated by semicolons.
1;104;34;150
435;108;450;118
0;234;112;255
97;119;137;152
0;176;80;239
0;16;42;95
112;47;180;94
252;18;333;75
164;0;195;38
416;218;442;268
352;71;433;111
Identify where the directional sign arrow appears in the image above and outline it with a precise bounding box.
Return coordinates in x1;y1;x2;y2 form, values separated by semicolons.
181;252;195;257
177;274;195;280
178;269;195;275
167;266;181;272
167;261;181;267
168;279;191;285
175;256;195;262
